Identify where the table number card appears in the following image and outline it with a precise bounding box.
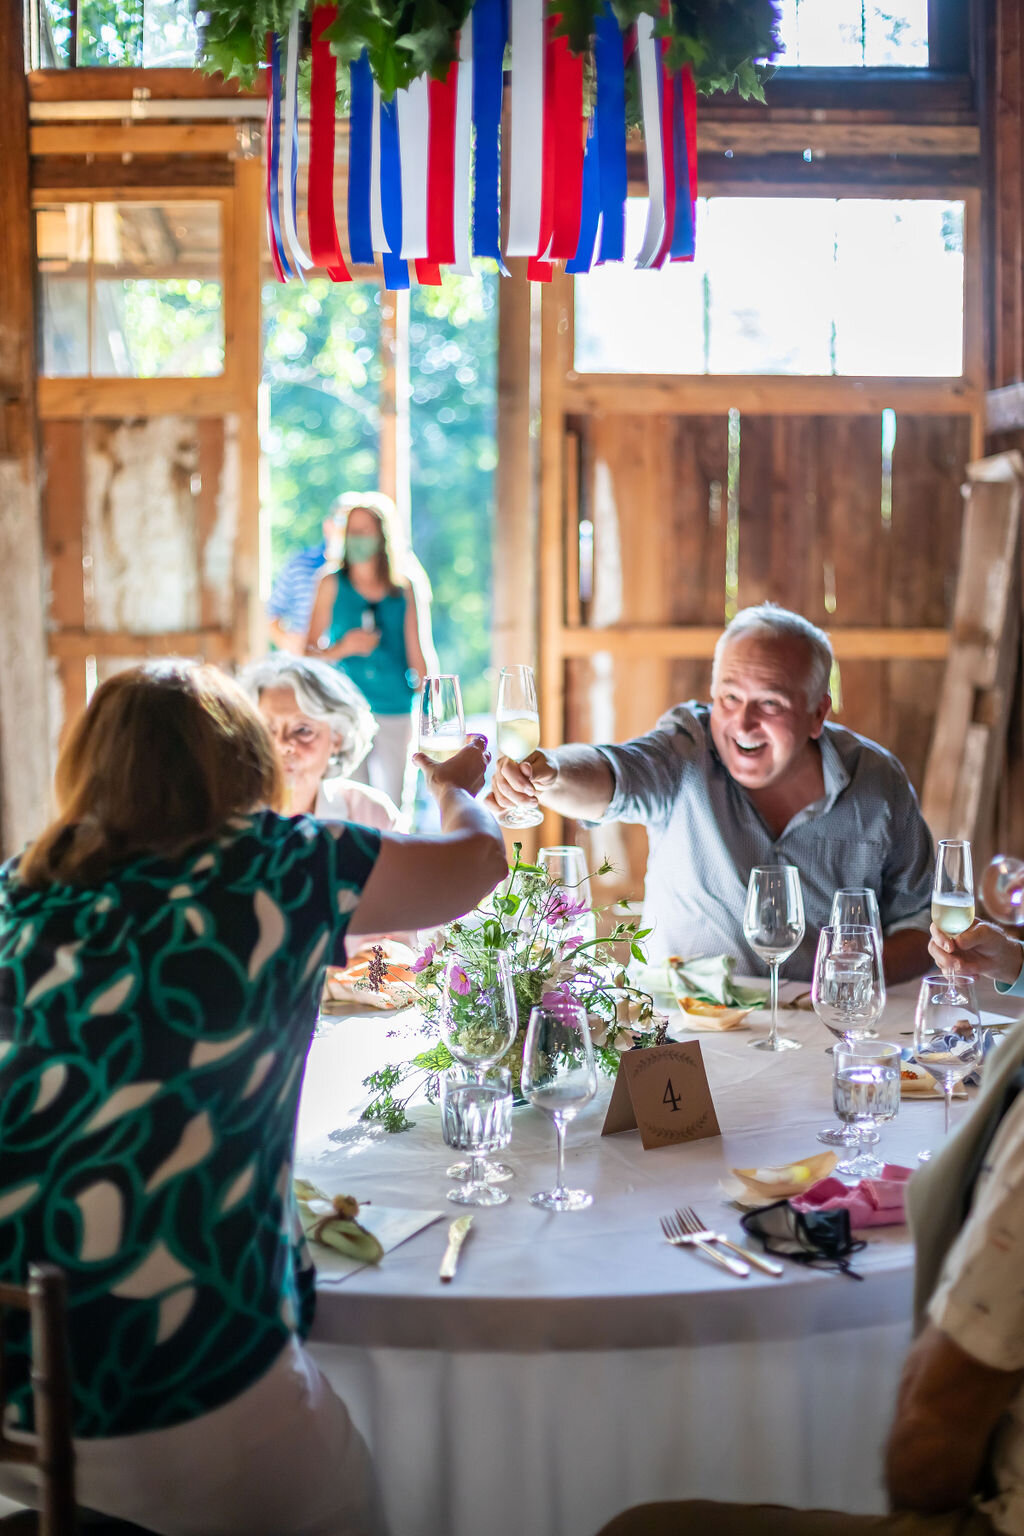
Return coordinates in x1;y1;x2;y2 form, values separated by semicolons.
601;1041;721;1150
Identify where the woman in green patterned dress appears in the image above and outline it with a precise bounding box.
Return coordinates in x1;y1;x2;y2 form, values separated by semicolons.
0;659;506;1536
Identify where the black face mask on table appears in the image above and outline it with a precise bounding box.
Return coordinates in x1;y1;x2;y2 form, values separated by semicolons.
740;1199;867;1280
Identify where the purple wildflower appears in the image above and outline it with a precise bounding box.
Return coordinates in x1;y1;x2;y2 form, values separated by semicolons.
543;890;590;925
449;965;471;997
411;942;436;974
541;981;579;1020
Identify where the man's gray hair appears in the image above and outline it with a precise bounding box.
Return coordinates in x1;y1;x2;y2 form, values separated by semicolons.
712;604;834;706
238;653;378;779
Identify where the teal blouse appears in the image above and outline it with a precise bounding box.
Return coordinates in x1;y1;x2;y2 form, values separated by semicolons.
0;811;381;1438
327;570;414;715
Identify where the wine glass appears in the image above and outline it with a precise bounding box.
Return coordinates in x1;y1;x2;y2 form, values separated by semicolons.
538;845;597;948
932;840;975;994
811;924;886;1146
419;675;465;763
980;855;1024;925
742;865;805;1052
830;888;882;943
440;949;517;1185
522;999;598;1211
914;973;982;1149
495;665;544;829
832;1040;900;1182
441;1066;513;1207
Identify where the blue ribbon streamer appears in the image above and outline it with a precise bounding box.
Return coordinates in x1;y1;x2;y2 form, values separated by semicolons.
566;118;601;274
471;0;508;270
348;51;375;265
670;76;695;259
269;36;294;280
593;4;626;263
379;96;409;289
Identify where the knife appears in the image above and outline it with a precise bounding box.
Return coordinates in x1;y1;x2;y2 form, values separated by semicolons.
439;1215;474;1282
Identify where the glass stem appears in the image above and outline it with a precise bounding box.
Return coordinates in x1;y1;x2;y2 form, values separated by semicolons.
554;1114;567;1193
944;1086;952;1138
768;960;780;1048
469;1154;486;1187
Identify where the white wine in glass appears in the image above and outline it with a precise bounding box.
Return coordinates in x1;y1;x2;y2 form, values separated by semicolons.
419;675;465;764
496;665;544;829
930;894;976;936
931;840;975;937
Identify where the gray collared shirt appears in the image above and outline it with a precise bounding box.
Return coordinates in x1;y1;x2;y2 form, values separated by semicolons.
595;702;934;981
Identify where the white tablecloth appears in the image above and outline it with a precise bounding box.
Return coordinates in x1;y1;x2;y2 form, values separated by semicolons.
294;982;1022;1536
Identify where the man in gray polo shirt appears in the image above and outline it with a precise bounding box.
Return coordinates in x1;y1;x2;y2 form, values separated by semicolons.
490;604;933;982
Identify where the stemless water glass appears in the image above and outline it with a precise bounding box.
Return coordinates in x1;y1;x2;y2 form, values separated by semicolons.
811;924;886;1146
914;973;983;1148
832;1040;900;1182
522;1000;598;1211
932;841;975;993
538;845;597;948
441;950;517;1185
495;665;543;829
830;888;882;943
418;675;466;763
743;865;805;1052
441;1067;513;1207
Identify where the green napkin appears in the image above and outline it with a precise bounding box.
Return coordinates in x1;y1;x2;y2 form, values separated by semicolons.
294;1179;384;1264
668;954;767;1009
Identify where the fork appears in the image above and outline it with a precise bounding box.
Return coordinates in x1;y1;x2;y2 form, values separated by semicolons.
659;1212;749;1277
676;1206;785;1277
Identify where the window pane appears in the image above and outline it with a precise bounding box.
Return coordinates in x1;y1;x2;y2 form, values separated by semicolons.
90;203;224;377
776;0;928;67
37;205;91;376
574;197;964;378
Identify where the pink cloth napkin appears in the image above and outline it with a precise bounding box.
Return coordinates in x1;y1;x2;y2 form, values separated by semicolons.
790;1164;913;1229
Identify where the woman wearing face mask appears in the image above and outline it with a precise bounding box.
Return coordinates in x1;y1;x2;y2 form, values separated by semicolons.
306;492;435;811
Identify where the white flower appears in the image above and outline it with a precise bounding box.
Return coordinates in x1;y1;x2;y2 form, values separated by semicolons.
613;1028;636;1052
617;995;648;1026
587;1014;610;1048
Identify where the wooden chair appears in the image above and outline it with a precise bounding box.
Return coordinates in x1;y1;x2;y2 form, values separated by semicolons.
0;1265;153;1536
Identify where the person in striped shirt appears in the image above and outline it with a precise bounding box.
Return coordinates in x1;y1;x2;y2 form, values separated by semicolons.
266;515;342;654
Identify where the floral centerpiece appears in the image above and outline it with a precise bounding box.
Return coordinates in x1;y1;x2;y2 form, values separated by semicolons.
361;845;666;1132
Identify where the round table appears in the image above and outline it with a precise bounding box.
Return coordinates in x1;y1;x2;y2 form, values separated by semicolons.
293;980;1020;1536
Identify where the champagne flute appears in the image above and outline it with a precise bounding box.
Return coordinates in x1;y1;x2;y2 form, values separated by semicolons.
440;950;517;1185
742;865;805;1052
538;845;597;948
495;665;544;829
914;973;982;1148
522;1000;598;1211
419;675;465;763
811;924;886;1146
932;840;975;995
441;1067;513;1208
833;1041;900;1182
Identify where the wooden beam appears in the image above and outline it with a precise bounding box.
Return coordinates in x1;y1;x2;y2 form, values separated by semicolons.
494;261;537;672
28;67;255;101
695;121;979;156
49;629;233;658
692;156;980;193
988;382;1024;433
557;627;952;661
538;273;572;834
230;154;265;661
32;159;235;190
563;375;982;417
30;124;244;157
38;377;237;419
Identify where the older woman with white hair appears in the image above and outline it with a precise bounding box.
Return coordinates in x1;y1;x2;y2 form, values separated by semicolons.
240;653;403;832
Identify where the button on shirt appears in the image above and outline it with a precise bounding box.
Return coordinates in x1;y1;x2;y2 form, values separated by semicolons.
595;701;934;979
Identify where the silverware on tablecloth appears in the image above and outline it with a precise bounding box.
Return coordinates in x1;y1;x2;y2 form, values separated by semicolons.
439;1215;474;1282
675;1206;785;1278
659;1212;749;1277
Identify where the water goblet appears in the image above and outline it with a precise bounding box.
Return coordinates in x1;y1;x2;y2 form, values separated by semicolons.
914;972;982;1157
495;665;543;828
980;854;1024;925
811;924;886;1146
932;840;975;994
522;1000;598;1211
441;1067;513;1207
830;888;882;944
419;675;465;764
743;865;805;1052
441;949;517;1185
833;1040;901;1182
538;845;597;948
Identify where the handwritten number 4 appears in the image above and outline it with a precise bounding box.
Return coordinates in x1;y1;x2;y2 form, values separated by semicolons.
662;1078;682;1113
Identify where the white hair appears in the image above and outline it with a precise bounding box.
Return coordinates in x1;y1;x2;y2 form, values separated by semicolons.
238;654;378;780
711;604;834;707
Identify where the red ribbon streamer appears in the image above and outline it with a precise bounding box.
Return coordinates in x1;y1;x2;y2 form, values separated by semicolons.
548;30;584;260
415;261;443;285
265;36;286;283
308;5;351;281
527;13;558;280
426;64;458;264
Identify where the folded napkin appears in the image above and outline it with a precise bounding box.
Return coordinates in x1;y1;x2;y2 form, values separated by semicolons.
790;1164;913;1229
294;1179;384;1264
675;996;755;1032
729;1152;838;1204
322;940;419;1012
667;954;767;1009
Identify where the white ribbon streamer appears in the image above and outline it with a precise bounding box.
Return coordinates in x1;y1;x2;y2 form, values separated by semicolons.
282;4;314;271
370;80;387;253
506;0;545;257
451;15;474;275
634;13;665;270
396;75;431;260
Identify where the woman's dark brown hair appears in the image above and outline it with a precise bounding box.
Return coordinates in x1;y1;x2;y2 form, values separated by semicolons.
19;661;283;889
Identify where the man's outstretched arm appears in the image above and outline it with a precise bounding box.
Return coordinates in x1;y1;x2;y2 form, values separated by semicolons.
489;745;616;823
